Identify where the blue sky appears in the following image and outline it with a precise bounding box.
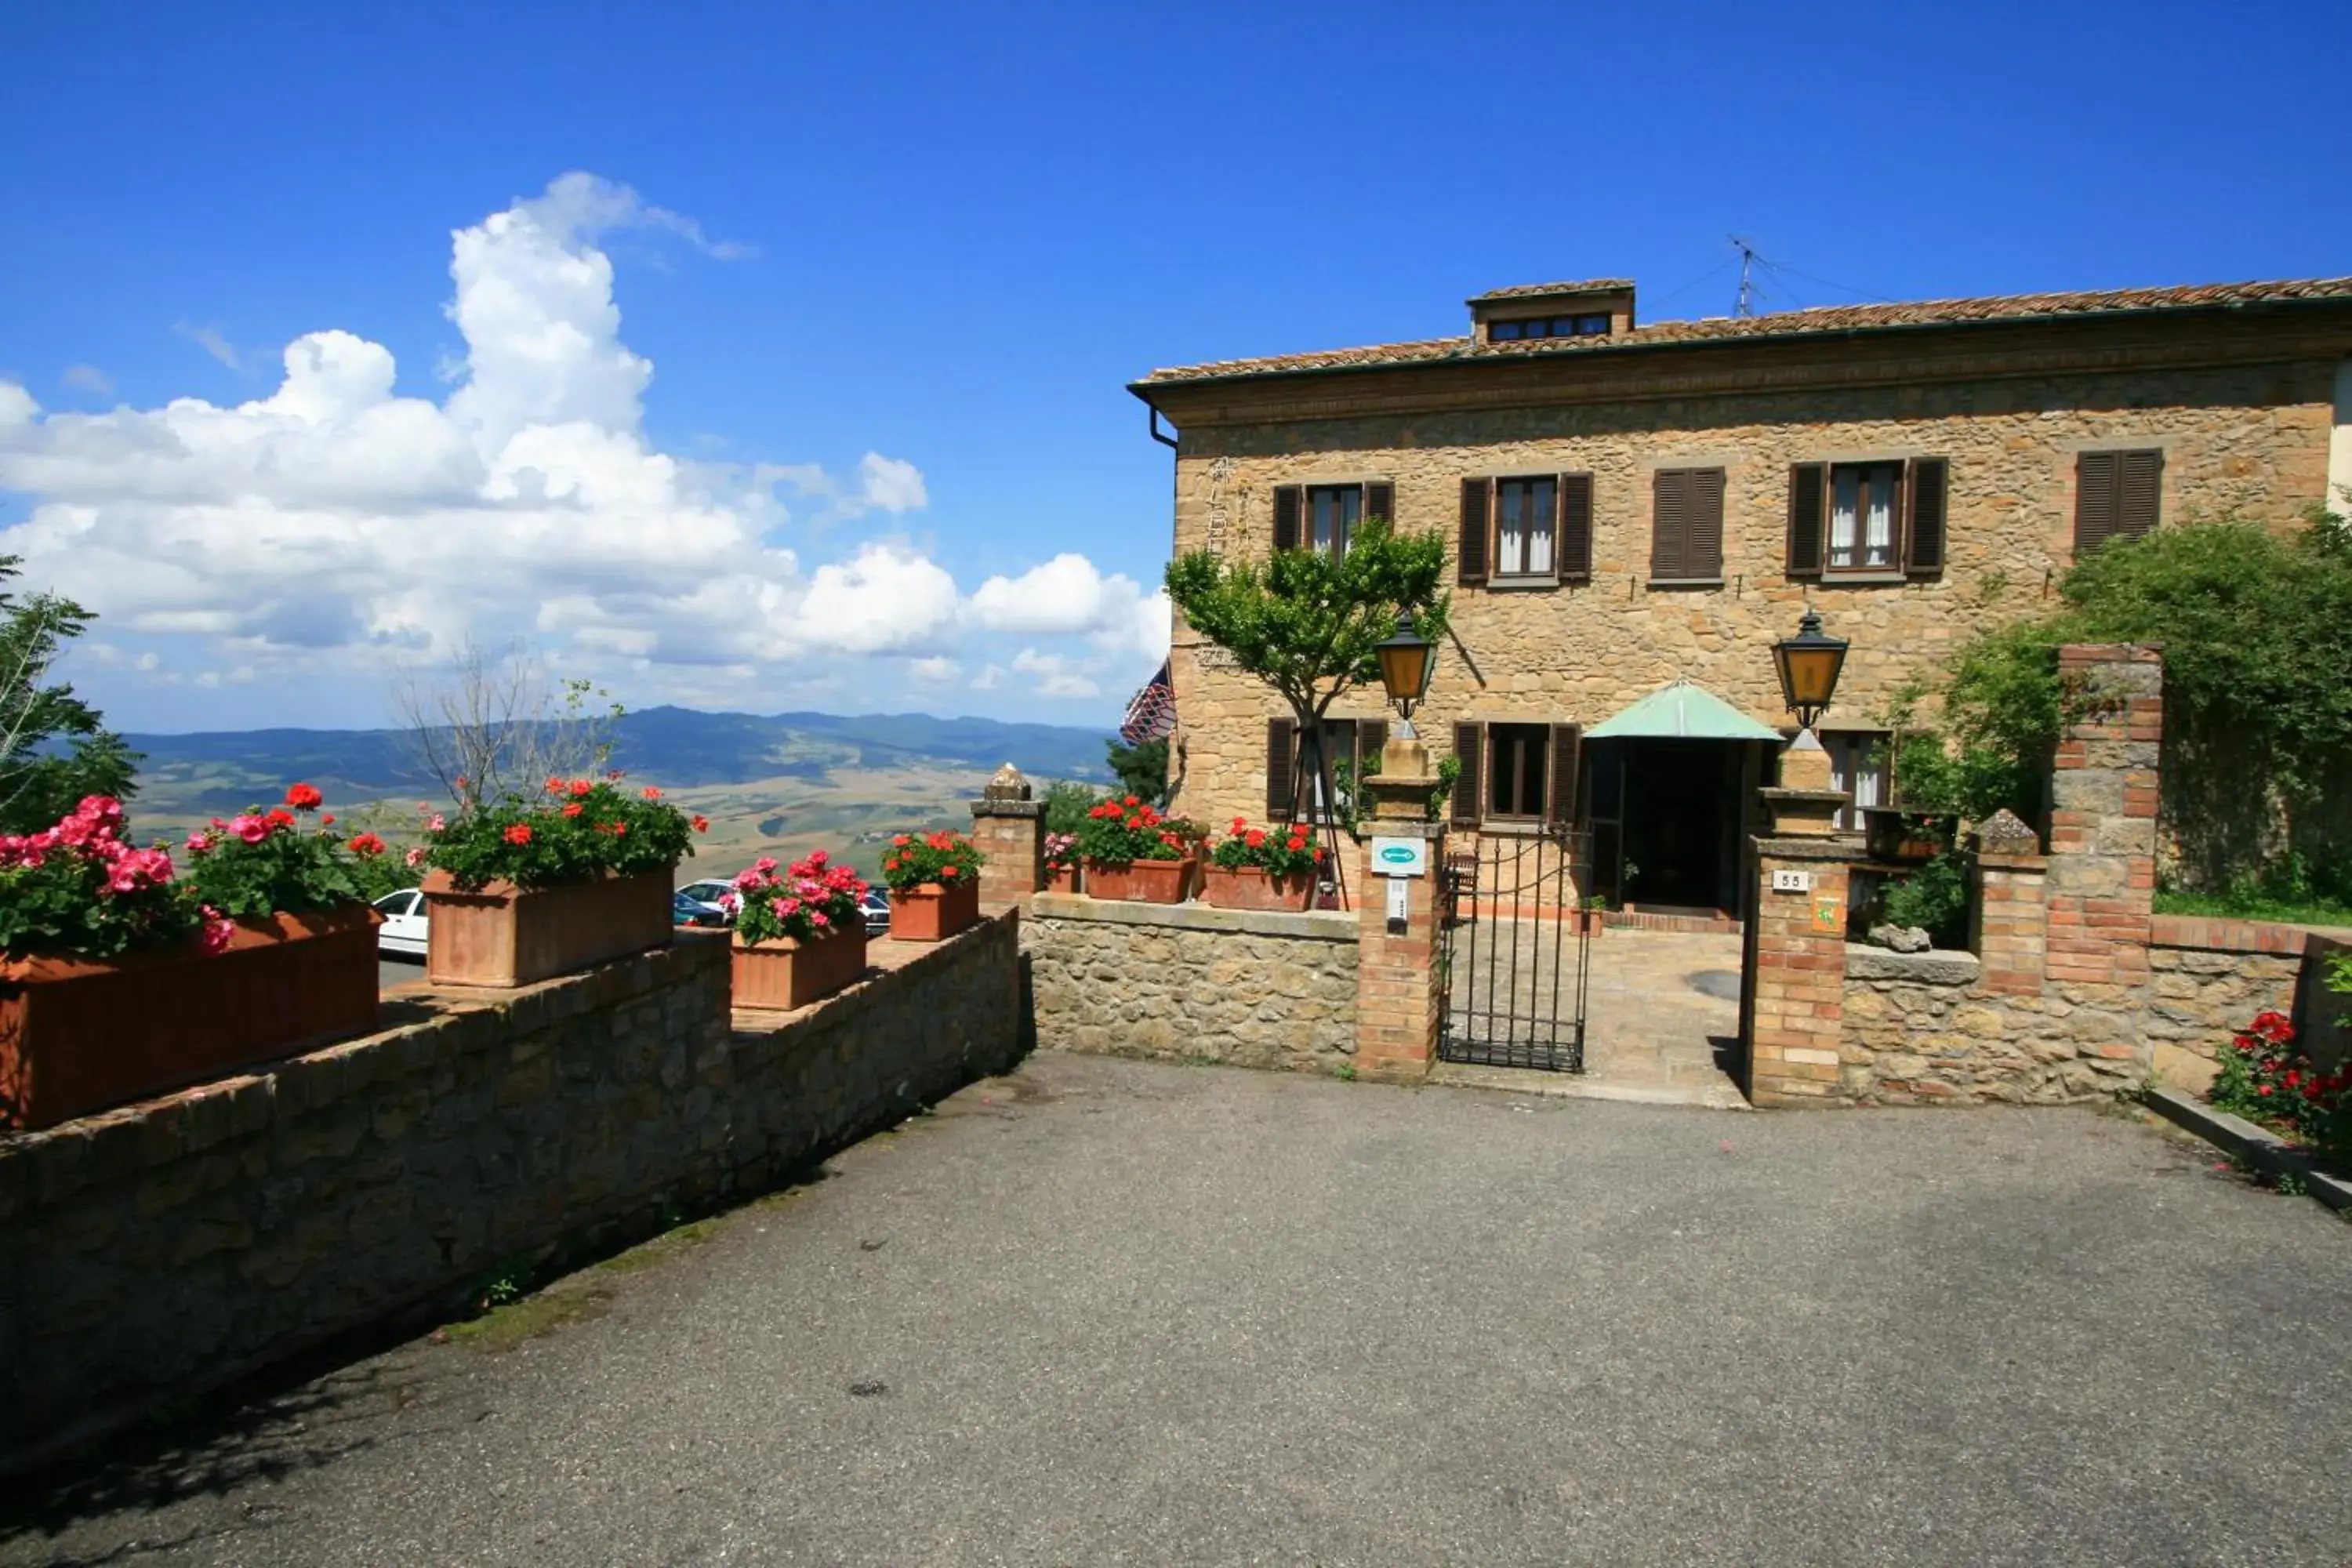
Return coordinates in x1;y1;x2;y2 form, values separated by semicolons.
2;0;2345;733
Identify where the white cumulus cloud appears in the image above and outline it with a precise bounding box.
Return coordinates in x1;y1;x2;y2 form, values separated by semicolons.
0;172;1160;718
60;365;114;397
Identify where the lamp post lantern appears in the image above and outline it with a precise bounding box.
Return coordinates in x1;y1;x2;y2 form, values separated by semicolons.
1373;609;1436;735
1771;608;1849;735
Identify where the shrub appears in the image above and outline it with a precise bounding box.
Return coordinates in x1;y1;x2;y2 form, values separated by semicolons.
727;852;866;946
879;830;984;892
1208;817;1324;878
1077;796;1186;864
0;795;227;961
1041;779;1103;836
2209;1008;2351;1160
182;783;376;917
425;775;703;891
1878;847;1969;948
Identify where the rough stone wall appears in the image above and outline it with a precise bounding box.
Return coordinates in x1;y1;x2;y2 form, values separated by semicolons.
1840;946;2141;1104
0;916;1022;1479
1022;893;1357;1072
2146;916;2351;1092
1165;362;2336;826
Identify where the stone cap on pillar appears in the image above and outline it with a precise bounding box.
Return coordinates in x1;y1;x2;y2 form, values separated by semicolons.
1970;807;2045;869
972;762;1045;819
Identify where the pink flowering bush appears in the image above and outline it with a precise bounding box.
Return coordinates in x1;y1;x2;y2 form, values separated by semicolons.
725;851;867;946
182;782;377;918
0;795;231;961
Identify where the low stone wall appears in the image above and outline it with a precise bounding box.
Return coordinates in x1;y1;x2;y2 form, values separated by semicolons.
0;914;1022;1479
2147;915;2352;1091
1839;946;2144;1104
1023;893;1358;1072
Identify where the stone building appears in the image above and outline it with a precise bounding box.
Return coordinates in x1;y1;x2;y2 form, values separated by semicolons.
1131;275;2352;917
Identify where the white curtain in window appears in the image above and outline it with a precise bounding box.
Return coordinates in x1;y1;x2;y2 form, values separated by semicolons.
1527;481;1555;574
1497;489;1523;575
1830;467;1860;561
1864;470;1894;565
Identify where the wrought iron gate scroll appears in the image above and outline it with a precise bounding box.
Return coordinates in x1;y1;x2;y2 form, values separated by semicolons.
1438;826;1591;1073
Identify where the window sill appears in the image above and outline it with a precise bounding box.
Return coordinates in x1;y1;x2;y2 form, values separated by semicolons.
1645;577;1724;590
1486;575;1559;591
1475;817;1552;837
1819;571;1912;587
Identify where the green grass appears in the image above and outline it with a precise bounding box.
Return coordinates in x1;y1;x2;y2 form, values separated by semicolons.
2152;889;2352;928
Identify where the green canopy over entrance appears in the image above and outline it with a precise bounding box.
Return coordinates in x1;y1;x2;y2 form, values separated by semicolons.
1584;678;1785;743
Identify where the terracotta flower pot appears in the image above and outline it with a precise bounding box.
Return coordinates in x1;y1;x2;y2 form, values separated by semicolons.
1044;862;1080;895
888;878;980;942
1083;858;1189;904
421;868;673;988
1199;864;1315;912
0;906;383;1132
731;926;869;1010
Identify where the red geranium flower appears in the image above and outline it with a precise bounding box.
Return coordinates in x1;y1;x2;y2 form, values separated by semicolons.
692;815;710;833
569;779;593;798
284;782;323;811
349;832;387;857
642;786;662;801
561;803;583;818
503;823;533;845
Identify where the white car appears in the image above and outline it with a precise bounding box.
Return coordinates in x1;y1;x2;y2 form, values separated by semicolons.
677;877;735;920
375;887;429;958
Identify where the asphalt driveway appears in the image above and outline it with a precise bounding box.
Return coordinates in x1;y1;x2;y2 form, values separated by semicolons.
6;1053;2349;1566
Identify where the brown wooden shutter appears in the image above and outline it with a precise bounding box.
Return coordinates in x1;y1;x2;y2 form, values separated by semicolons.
2074;452;2118;554
1457;478;1488;585
1650;469;1686;579
1689;468;1726;579
1272;485;1301;553
1905;457;1948;575
1363;481;1394;533
1787;463;1826;578
1355;718;1388;774
1559;474;1593;581
1450;722;1483;827
1265;717;1295;819
2118;449;2162;543
1545;723;1582;826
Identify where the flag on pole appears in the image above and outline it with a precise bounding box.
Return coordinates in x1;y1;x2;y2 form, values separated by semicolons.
1120;660;1177;744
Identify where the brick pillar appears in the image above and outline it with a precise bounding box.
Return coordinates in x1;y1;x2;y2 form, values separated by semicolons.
2044;644;2161;994
1745;731;1857;1105
968;764;1045;906
1352;739;1445;1083
1969;809;2047;997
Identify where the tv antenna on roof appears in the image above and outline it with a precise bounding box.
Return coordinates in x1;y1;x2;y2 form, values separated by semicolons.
1729;234;1769;318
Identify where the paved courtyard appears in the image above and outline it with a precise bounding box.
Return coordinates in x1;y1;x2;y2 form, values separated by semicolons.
6;1051;2350;1566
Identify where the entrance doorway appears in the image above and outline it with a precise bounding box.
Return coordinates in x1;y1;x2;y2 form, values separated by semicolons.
1583;739;1766;916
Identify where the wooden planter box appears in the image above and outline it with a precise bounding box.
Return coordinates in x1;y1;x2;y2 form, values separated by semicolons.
421;868;673;988
1084;858;1189;904
0;906;382;1132
1199;865;1315;912
1044;862;1080;895
732;927;869;1011
888;879;980;942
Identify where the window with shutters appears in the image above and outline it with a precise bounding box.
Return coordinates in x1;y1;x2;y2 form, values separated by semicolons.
1273;481;1392;558
1268;717;1386;824
1787;457;1947;579
1460;474;1592;586
1650;467;1726;585
2074;448;2162;554
1451;720;1582;827
1822;731;1890;833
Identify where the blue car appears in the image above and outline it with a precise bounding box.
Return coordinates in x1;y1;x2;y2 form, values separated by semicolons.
672;890;727;929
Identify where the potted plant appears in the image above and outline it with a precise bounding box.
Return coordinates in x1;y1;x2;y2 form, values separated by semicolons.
1077;795;1190;903
1042;832;1080;894
1;787;384;1131
727;851;869;1009
419;775;706;987
880;830;985;941
1200;817;1323;912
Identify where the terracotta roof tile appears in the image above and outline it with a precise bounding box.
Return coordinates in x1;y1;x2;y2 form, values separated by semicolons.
1468;278;1636;302
1138;276;2352;387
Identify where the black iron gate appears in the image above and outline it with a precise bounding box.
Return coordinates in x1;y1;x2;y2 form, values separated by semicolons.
1438;827;1592;1073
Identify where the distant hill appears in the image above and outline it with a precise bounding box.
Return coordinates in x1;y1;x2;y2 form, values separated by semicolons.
122;706;1116;816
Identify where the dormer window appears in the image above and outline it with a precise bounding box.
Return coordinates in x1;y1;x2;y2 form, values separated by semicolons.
1489;314;1613;343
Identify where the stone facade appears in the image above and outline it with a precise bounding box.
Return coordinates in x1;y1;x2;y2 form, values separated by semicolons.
0;917;1022;1479
2147;916;2352;1092
1147;336;2343;829
1022;894;1358;1072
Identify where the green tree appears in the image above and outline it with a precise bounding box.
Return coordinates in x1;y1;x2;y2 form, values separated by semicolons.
1041;777;1103;834
0;555;138;833
1165;520;1451;879
1104;738;1169;806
